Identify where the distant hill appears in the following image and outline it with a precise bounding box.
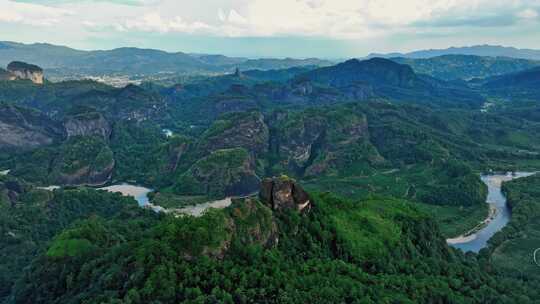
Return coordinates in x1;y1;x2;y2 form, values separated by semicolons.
0;41;332;78
368;45;540;60
392;55;540;80
294;58;483;107
481;66;540;99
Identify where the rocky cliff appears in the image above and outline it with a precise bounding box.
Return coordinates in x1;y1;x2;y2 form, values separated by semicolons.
0;104;64;150
259;176;311;212
51;136;115;186
198;111;269;156
64;112;111;140
174;148;260;198
270;107;382;177
6;61;44;84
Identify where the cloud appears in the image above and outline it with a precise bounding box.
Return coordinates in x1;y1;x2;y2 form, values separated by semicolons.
121;12;213;33
0;0;70;26
12;0;149;6
517;8;539;19
4;0;540;38
2;0;540;57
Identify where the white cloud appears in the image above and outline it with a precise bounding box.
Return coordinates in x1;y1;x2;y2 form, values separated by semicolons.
2;0;540;44
122;12;213;33
0;0;70;26
517;8;539;19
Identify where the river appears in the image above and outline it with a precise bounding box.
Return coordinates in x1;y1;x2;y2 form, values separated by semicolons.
447;172;535;252
97;184;234;216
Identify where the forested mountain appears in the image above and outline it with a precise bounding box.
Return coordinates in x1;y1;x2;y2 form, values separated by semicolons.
393;55;540;80
0;41;332;78
368;44;540;60
481;66;540;99
2;52;540;303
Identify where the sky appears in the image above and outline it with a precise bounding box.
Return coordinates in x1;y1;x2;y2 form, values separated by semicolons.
0;0;539;58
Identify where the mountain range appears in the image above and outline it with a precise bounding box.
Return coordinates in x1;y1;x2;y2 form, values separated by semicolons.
4;42;540;83
0;41;333;78
368;44;540;60
2;42;540;303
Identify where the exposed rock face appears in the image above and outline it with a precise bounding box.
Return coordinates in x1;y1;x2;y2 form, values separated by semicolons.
270;109;382;177
56;159;115;186
0;104;64;150
175;148;260;198
51;136;115;186
64;112;111;140
259;176;311;212
199;112;269;156
7;61;44;84
275;115;326;171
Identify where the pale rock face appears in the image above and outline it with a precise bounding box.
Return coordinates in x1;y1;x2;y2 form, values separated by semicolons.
64;112;111;140
6;61;44;85
8;69;44;84
0;104;64;150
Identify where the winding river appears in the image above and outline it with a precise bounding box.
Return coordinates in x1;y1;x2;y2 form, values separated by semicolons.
97;184;233;216
447;172;535;252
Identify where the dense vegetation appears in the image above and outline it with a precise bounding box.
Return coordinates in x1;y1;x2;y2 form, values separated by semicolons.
487;175;540;279
1;53;540;302
0;175;158;302
5;191;540;303
393;55;539;80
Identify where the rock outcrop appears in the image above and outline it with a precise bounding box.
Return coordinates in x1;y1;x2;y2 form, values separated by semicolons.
269;109;382;177
51;136;115;186
259;176;311;212
174;148;260;198
6;61;44;84
64;112;111;140
199;111;269;156
55;159;115;186
0;104;64;150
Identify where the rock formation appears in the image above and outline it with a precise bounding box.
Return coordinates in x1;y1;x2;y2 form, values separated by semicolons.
0;104;64;150
199;111;269;156
64;112;111;140
55;159;115;186
259;176;311;212
175;148;260;198
6;61;44;84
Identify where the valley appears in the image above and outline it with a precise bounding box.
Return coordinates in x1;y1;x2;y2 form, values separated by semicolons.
447;172;535;252
1;43;540;303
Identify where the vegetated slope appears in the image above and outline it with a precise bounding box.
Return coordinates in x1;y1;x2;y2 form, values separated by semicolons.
368;44;540;60
294;58;483;107
6;178;540;303
160;58;485;128
481;66;540;99
0;174;157;302
0;41;332;77
393;55;540;80
489;174;540;279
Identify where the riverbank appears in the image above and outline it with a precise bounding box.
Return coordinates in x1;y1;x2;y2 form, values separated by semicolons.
447;172;536;252
447;205;497;244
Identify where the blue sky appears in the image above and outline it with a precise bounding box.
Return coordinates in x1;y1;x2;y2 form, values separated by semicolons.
1;0;539;58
